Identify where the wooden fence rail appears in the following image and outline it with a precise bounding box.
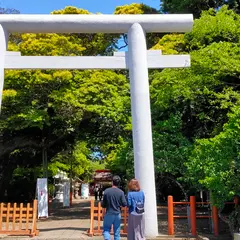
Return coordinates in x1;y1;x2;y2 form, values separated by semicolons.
168;196;219;237
88;200;128;236
0;200;39;237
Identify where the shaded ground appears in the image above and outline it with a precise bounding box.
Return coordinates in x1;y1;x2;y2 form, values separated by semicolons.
158;203;232;240
48;200;90;221
33;199;93;239
2;199;233;239
37;200;232;239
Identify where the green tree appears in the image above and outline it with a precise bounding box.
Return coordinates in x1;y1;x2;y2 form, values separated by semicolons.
48;141;105;181
114;3;161;49
106;138;134;187
160;0;240;18
148;6;240;208
106;6;240;205
185;106;240;207
115;3;160;14
153;114;191;175
184;6;240;51
151;34;185;54
0;6;131;201
8;6;119;56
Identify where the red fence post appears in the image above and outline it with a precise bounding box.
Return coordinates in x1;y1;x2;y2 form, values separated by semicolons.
48;195;50;216
70;191;73;207
190;196;197;236
88;200;94;236
168;195;174;235
212;206;219;236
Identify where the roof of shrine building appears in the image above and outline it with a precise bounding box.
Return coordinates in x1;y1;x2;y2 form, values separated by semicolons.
93;170;112;182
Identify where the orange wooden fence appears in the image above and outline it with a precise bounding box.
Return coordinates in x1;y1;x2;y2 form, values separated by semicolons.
88;200;128;236
0;200;39;237
168;196;218;237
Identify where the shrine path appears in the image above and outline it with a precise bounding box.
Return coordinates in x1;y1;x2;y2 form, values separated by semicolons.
2;197;231;239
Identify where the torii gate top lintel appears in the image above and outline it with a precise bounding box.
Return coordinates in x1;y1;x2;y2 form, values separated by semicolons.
0;14;193;33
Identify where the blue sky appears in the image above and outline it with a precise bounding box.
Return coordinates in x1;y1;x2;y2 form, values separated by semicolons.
1;0;160;14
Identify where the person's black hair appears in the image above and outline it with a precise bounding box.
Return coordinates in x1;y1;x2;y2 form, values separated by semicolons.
112;175;121;187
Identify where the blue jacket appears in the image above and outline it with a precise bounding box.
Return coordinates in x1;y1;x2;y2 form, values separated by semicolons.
127;190;145;213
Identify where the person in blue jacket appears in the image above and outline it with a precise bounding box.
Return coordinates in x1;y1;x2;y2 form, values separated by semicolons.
127;178;145;240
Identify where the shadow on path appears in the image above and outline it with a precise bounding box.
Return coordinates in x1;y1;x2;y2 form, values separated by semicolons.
35;199;93;239
40;227;89;232
42;200;92;221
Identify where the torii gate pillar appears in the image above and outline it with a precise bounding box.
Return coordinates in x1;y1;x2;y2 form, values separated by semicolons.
128;23;158;237
0;25;8;110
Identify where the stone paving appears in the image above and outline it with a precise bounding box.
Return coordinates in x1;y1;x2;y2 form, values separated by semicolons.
0;198;186;240
33;199;96;239
1;198;102;240
0;198;218;240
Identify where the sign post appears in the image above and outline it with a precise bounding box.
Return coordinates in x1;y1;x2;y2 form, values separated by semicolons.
36;178;48;218
63;181;70;207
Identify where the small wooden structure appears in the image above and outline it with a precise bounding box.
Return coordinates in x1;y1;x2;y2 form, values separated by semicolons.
0;200;39;237
88;199;128;236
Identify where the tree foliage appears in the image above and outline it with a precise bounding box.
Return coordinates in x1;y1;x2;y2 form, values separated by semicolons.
151;34;185;54
185;6;240;50
0;6;131;201
150;7;240;211
160;0;240;18
186;106;240;206
115;3;160;14
109;6;240;214
114;3;161;49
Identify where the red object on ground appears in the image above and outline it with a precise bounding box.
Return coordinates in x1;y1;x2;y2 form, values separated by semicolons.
168;196;174;235
212;206;219;236
48;195;51;216
190;196;197;236
70;191;73;207
95;169;111;172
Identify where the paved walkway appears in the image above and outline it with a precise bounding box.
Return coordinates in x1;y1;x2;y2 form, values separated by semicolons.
1;199;219;240
1;199;186;240
33;199;98;239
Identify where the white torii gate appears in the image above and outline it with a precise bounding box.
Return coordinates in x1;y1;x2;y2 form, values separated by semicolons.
0;14;193;237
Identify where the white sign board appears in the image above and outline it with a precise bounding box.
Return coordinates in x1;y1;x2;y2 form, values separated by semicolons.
37;178;48;218
63;181;70;207
81;183;89;199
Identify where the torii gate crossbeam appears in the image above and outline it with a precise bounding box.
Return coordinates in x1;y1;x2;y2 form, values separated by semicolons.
0;14;193;238
4;54;190;69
